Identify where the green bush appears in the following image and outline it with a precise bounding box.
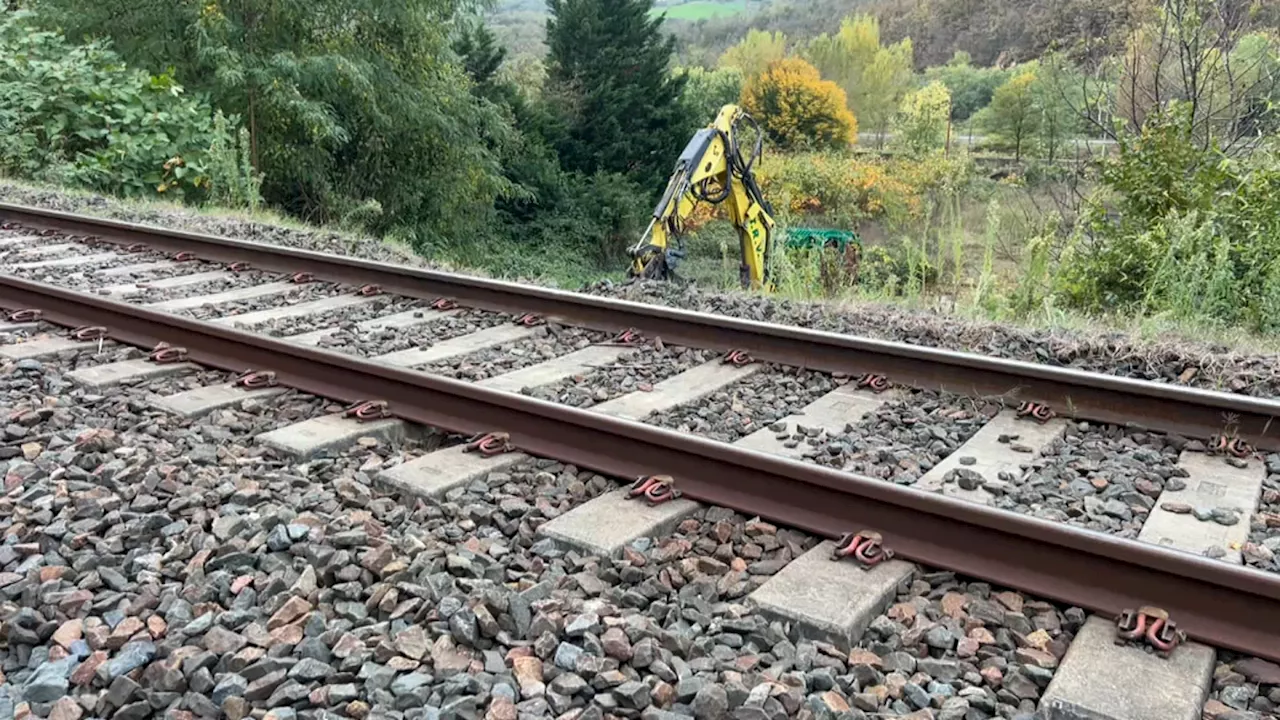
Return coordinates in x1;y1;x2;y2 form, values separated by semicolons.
0;11;255;205
1052;105;1280;332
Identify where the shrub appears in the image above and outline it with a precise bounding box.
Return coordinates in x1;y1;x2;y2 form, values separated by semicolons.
753;152;919;228
0;11;254;205
741;59;858;151
1052;105;1280;332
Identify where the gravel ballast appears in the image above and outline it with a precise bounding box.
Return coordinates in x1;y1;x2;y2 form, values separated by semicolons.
646;368;838;444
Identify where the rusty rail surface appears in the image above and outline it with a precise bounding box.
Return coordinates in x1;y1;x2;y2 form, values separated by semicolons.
3;274;1280;662
4;201;1280;450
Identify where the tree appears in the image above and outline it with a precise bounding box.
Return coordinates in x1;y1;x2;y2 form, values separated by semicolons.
1034;54;1083;162
741;58;857;151
1098;0;1280;153
805;15;914;145
680;66;744;121
718;29;787;81
923;51;1010;122
895;80;952;155
982;71;1041;160
544;0;691;187
31;0;512;245
454;18;508;92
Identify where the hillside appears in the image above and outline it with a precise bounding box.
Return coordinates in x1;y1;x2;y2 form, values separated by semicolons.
488;0;1140;68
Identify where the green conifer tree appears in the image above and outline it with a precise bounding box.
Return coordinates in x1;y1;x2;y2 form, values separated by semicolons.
544;0;692;187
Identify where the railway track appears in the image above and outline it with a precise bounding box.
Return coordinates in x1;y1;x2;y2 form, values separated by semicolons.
1;202;1279;720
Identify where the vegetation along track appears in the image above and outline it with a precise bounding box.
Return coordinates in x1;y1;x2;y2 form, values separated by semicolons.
3;204;1280;706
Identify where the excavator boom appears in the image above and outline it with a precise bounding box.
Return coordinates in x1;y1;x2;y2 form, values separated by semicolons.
628;104;778;290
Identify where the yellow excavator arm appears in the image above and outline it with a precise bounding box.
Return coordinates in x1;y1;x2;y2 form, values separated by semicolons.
628;104;778;290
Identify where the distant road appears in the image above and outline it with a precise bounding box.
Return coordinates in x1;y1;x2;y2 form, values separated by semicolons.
857;132;1117;148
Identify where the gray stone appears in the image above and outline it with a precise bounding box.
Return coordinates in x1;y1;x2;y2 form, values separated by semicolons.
106;642;156;679
692;684;729;720
211;675;248;706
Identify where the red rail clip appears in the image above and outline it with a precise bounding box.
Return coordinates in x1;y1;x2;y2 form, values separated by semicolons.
1209;435;1252;458
628;475;683;505
613;328;644;344
342;400;390;422
228;262;252;272
722;349;754;366
289;272;315;284
233;370;278;389
430;298;458;311
1016;401;1056;423
857;373;892;393
147;342;189;364
831;530;895;568
355;284;382;297
5;309;42;323
465;432;516;457
514;313;545;327
173;251;198;262
125;243;148;253
0;223;18;231
71;325;108;341
1115;606;1185;657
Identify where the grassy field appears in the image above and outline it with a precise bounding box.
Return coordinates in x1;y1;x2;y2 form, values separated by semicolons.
652;0;755;20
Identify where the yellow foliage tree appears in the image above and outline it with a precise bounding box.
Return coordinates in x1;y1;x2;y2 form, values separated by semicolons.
741;58;858;151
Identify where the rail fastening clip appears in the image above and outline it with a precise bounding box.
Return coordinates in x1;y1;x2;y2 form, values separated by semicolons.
430;298;458;311
722;349;754;366
1016;401;1056;423
289;272;315;284
125;243;148;253
233;370;278;389
356;284;382;297
1210;434;1253;459
1115;606;1185;657
465;432;516;457
628;475;683;505
173;251;198;262
613;328;644;345
147;342;189;364
228;262;252;272
514;313;545;327
5;309;41;323
857;373;892;393
71;325;108;341
831;530;895;568
342;400;391;423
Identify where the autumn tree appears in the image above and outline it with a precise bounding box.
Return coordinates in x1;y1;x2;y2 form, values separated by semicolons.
741;58;857;150
981;71;1041;160
895;80;952;155
718;29;787;81
805;15;914;146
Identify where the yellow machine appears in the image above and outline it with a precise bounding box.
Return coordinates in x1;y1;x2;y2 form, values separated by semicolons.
628;104;778;290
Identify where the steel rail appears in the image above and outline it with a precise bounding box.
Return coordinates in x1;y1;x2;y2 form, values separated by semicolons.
4;201;1280;450
3;274;1280;661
